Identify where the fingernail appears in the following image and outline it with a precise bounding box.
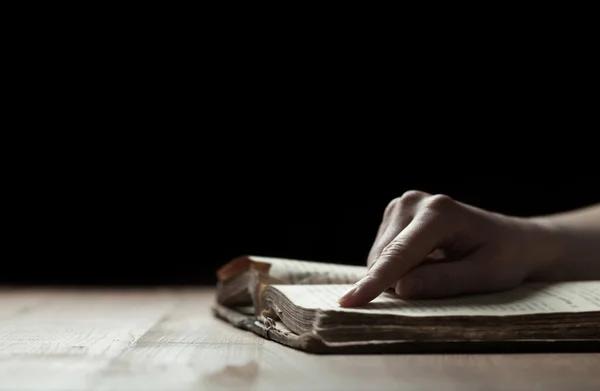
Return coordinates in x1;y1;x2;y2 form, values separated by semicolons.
337;285;358;305
394;281;402;296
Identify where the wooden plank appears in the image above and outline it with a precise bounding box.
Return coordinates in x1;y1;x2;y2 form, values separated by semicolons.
0;289;598;391
92;289;265;391
0;288;177;391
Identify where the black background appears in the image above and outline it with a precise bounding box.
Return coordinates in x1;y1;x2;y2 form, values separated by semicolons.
4;13;598;288
7;154;599;287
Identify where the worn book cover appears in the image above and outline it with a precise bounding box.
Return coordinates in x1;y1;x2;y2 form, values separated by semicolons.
212;255;600;353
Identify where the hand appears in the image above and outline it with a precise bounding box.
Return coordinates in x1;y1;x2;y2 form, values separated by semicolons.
337;190;556;307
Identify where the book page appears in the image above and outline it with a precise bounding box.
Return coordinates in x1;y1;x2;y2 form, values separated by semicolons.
249;256;367;285
272;281;600;316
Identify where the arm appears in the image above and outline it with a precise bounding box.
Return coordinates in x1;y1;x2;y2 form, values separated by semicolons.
529;203;600;281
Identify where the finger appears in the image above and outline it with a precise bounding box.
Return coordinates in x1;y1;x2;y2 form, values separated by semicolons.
367;220;391;268
339;202;452;307
367;191;428;268
367;212;412;269
394;247;500;299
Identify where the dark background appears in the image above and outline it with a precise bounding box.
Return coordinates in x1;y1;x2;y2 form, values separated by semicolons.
5;1;599;287
6;20;597;287
7;157;599;287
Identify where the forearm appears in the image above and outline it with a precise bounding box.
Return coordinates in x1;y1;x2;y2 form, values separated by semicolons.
528;203;600;281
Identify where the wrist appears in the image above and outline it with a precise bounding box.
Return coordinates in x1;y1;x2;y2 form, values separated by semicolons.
521;216;567;280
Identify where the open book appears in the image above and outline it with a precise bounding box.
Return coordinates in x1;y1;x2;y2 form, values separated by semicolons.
212;255;600;353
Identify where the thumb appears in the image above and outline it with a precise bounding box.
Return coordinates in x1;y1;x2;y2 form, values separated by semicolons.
394;248;500;299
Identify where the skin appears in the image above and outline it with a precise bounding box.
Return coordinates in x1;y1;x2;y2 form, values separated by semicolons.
337;190;600;307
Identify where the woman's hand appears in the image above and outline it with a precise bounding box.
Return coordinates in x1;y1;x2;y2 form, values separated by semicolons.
337;190;560;307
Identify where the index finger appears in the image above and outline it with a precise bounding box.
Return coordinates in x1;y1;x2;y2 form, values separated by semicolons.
338;206;451;307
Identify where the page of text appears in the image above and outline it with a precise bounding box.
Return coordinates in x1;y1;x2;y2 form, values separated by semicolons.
250;256;367;285
273;281;600;316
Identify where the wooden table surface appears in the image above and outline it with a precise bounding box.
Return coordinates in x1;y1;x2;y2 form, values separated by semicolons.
0;287;598;391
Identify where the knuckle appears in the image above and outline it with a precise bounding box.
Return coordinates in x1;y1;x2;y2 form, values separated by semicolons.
400;190;428;206
385;191;429;217
423;194;454;212
384;197;402;217
379;238;411;259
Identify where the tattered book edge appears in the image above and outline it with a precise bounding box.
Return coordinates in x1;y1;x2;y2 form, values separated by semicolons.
210;303;600;354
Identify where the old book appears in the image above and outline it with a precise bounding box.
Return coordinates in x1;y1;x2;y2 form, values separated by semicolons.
212;255;600;353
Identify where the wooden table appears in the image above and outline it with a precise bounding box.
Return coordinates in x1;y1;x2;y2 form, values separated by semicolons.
0;288;598;391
